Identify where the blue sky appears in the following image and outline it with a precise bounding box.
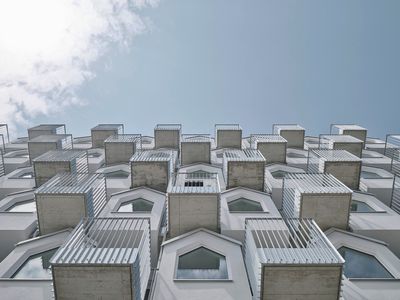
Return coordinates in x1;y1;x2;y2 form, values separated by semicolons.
8;0;400;138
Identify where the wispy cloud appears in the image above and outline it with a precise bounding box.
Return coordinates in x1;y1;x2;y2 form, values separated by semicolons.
0;0;158;133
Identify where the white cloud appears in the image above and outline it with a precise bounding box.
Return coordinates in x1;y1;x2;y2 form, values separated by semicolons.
0;0;158;133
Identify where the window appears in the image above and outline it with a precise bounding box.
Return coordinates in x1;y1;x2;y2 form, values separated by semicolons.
6;199;36;212
177;247;228;280
118;198;153;212
184;181;204;187
19;172;34;179
228;198;263;212
338;247;393;279
104;170;129;178
12;248;58;279
186;170;212;179
87;152;101;158
350;200;375;212
270;170;288;179
361;171;382;179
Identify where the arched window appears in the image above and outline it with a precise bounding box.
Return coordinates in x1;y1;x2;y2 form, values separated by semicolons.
228;198;263;212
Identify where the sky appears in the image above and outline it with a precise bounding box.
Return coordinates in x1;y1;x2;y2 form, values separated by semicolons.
1;0;399;139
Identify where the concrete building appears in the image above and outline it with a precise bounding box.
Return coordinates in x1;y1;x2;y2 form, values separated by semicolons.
215;124;242;149
220;187;280;242
180;134;211;165
99;187;166;268
151;228;252;300
319;134;364;157
304;135;320;150
273;123;305;149
167;171;221;238
350;191;400;257
154;124;181;150
327;228;400;300
51;217;151;300
32;150;89;187
359;166;394;207
250;134;287;164
0;229;70;300
308;149;362;190
72;135;92;149
104;134;141;165
91;123;124;148
27;134;73;164
245;218;344;300
0;190;37;261
330;124;367;146
0;166;35;200
130;149;177;192
223;149;266;191
282;173;352;230
27;124;66;140
264;163;305;209
35;173;107;235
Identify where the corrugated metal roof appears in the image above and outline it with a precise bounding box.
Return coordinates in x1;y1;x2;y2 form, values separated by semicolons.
104;134;141;143
215;124;242;131
332;124;366;131
154;124;182;130
28;134;72;143
51;217;150;265
130;149;175;162
91;124;124;131
36;173;103;194
311;149;361;162
273;124;305;131
245;218;344;265
33;150;87;162
283;173;351;194
168;186;220;193
320;134;362;143
251;134;287;143
224;149;265;162
181;134;211;143
28;124;65;131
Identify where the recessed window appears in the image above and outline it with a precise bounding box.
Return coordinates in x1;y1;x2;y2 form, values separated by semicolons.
104;170;129;178
216;153;223;158
19;172;34;179
338;247;393;279
271;170;288;179
6;199;36;212
12;248;58;279
184;181;204;187
228;198;263;212
177;247;228;280
118;198;153;212
361;171;382;179
350;200;375;213
87;152;101;158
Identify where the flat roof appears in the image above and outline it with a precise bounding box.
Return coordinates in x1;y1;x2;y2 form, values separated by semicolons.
91;124;123;131
251;134;287;143
215;124;242;130
320;134;363;143
104;134;141;143
224;149;265;162
33;150;87;162
51;217;149;265
154;124;182;130
28;134;72;143
246;218;344;265
35;173;103;194
28;124;65;131
130;149;175;162
284;173;351;194
181;134;211;143
310;149;361;162
273;124;305;131
332;124;367;131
